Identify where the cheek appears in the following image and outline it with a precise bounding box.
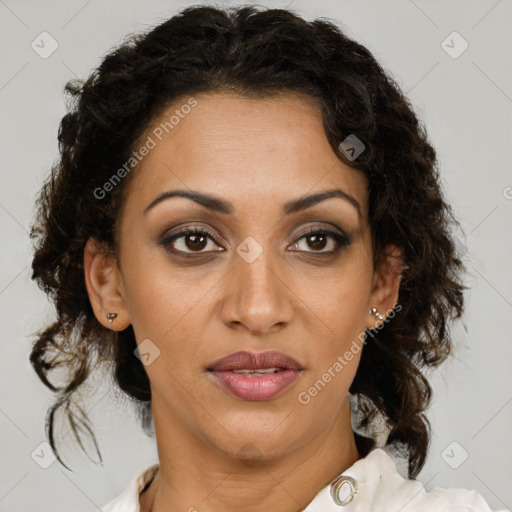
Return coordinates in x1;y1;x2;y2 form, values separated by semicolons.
296;255;371;400
285;318;366;416
124;270;203;344
119;246;219;362
312;258;372;344
297;340;363;416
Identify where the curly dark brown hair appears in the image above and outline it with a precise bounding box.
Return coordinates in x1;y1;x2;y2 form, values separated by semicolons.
29;4;466;478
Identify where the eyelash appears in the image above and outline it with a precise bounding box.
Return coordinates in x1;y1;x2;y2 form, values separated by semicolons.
160;226;352;257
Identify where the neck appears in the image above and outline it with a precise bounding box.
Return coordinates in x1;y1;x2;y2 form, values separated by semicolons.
141;397;361;512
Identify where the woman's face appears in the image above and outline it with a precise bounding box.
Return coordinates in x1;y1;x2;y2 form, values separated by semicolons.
86;91;400;461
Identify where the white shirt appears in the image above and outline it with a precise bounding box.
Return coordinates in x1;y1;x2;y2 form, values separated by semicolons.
100;446;509;511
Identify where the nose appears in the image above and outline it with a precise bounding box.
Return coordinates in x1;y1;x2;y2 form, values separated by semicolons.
220;248;293;337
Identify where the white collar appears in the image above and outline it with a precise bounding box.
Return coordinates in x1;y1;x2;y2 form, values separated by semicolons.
101;446;501;511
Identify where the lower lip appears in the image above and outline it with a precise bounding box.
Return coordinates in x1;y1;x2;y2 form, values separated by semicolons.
209;369;301;401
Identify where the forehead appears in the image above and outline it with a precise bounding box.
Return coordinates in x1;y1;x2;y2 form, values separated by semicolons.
124;91;369;219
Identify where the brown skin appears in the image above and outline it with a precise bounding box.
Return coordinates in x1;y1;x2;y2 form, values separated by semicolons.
84;92;403;512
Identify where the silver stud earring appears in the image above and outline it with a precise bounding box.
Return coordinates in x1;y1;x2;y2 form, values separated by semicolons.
370;307;384;320
106;312;118;323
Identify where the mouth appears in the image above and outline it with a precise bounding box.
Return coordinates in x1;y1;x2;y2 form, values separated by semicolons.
207;350;304;402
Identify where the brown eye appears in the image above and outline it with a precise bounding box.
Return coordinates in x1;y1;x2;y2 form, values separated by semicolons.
182;233;208;251
304;233;329;251
161;227;224;254
290;228;352;254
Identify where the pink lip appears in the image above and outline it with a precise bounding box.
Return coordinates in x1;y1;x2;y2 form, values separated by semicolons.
207;350;304;401
210;369;301;401
209;350;303;372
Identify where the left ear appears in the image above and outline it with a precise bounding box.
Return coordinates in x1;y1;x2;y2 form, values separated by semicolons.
366;244;404;329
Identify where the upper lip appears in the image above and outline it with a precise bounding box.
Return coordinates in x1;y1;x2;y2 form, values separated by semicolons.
208;350;303;372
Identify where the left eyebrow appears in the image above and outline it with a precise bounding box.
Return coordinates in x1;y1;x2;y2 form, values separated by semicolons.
143;187;361;218
283;188;361;218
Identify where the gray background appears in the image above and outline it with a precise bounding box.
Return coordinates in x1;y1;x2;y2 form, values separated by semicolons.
1;0;511;510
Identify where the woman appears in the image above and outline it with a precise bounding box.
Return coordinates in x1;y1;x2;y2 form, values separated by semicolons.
29;4;506;511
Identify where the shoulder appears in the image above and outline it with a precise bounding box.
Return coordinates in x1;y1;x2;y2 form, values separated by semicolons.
100;462;159;512
330;447;509;512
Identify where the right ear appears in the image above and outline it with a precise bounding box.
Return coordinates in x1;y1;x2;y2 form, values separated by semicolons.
83;237;131;331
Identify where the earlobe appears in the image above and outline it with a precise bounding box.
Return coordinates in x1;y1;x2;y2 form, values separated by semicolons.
367;244;404;329
83;237;131;331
